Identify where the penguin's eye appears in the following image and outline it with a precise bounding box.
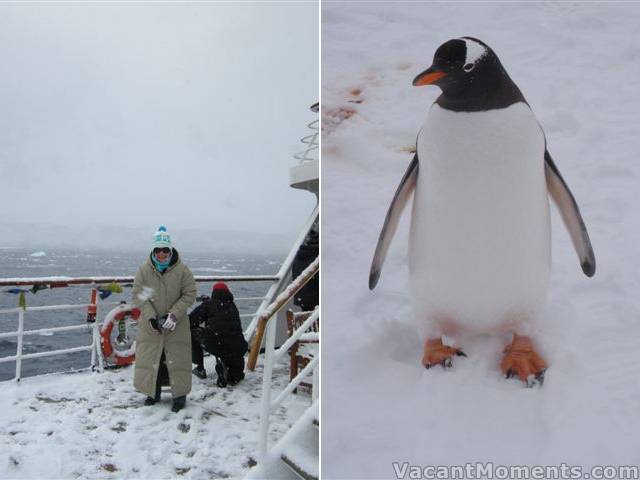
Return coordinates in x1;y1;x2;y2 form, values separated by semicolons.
463;63;474;72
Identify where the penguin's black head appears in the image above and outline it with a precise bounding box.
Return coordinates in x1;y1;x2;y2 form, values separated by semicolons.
413;37;524;110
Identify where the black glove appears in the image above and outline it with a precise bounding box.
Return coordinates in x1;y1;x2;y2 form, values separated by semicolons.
148;317;163;334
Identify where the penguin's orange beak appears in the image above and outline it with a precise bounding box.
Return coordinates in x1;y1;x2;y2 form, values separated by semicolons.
413;67;447;86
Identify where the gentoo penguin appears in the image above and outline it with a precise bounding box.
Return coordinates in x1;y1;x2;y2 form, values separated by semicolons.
369;37;595;386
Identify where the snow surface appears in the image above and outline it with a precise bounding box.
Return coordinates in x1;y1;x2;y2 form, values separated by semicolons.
28;252;46;258
0;354;310;479
322;3;640;478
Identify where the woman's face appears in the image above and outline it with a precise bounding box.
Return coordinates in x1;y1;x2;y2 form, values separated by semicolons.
153;247;171;262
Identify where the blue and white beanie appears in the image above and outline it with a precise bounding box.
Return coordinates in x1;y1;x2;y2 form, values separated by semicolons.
151;226;172;250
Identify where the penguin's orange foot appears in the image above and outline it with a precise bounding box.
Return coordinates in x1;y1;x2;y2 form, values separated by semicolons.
501;335;547;387
422;338;467;369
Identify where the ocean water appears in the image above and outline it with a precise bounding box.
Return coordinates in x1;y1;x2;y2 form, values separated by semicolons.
0;248;282;381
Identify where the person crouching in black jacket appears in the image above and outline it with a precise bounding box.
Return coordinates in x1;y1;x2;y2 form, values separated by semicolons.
189;282;248;387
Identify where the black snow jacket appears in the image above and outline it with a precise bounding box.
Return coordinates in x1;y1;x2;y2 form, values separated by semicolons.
292;229;319;311
189;289;248;359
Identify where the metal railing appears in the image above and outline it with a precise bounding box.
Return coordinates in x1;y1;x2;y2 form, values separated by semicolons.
0;281;270;382
256;260;319;461
259;306;319;461
293;102;319;163
0;304;99;381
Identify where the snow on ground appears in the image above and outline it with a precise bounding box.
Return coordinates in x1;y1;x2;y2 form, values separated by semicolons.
322;3;640;478
0;354;311;479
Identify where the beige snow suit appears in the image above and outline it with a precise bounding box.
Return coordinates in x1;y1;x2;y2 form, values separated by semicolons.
132;250;197;398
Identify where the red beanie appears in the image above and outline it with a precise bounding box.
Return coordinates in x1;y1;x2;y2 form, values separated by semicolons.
212;282;229;292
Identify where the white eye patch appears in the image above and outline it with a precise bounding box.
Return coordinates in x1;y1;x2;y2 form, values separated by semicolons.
461;38;487;66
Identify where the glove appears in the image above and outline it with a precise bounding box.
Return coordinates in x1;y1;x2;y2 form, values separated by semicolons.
148;317;163;334
162;313;177;332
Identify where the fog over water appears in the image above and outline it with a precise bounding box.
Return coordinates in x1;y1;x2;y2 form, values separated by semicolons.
0;2;318;249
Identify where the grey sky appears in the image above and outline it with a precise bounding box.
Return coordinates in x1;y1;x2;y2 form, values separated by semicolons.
0;2;318;240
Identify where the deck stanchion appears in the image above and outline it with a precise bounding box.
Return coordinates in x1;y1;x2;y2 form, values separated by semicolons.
15;309;24;382
258;311;278;460
92;322;105;372
312;362;319;402
87;288;98;370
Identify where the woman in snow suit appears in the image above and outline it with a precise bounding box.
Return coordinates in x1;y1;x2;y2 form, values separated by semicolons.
189;282;248;387
132;226;197;412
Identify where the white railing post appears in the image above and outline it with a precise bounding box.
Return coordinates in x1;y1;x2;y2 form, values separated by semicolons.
88;288;97;370
92;322;104;372
90;328;96;368
258;313;278;461
15;309;24;382
312;363;319;403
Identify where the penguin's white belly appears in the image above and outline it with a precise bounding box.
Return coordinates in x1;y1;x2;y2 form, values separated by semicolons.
409;102;550;336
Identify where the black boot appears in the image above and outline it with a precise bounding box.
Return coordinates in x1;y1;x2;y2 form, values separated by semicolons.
171;396;186;413
144;380;161;406
228;370;245;386
215;359;228;388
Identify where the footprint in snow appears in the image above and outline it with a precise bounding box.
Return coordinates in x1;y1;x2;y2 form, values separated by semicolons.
348;88;363;104
110;421;127;433
101;463;117;473
322;106;357;136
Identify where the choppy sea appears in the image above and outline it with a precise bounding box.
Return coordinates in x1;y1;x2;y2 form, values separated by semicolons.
0;248;282;381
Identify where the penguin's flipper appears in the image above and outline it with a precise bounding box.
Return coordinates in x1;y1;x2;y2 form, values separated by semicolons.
369;154;418;290
544;149;596;277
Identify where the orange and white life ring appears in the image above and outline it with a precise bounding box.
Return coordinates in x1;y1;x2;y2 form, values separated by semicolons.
100;304;141;366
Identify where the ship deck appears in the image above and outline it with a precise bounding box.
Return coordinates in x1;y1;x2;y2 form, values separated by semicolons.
0;354;309;479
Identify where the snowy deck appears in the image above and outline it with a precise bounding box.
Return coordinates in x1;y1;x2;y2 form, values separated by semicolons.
0;355;310;479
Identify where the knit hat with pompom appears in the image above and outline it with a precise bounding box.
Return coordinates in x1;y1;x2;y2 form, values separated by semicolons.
151;226;172;249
